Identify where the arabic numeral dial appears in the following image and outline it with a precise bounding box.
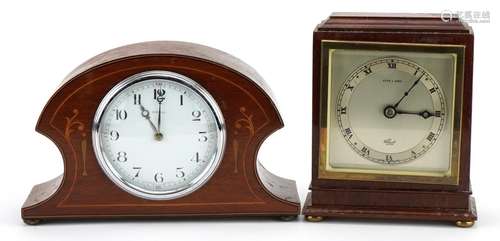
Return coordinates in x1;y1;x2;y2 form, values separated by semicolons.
94;71;225;200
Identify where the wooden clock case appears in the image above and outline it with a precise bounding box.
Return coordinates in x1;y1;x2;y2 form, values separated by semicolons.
22;41;300;224
303;13;477;226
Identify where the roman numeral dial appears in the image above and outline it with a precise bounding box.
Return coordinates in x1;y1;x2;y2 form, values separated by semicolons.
336;57;446;164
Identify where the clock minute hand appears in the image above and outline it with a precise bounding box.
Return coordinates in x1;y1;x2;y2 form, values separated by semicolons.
155;101;164;141
157;102;161;133
393;72;425;108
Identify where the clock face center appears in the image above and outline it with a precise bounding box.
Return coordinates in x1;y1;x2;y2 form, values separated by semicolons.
383;106;397;119
154;132;164;141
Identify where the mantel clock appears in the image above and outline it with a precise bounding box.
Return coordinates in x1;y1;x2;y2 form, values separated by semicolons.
303;13;476;227
22;41;300;224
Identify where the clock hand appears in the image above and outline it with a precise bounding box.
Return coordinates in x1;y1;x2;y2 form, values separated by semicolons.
396;109;436;119
139;104;159;135
155;101;164;141
383;105;436;119
393;72;425;108
157;102;161;133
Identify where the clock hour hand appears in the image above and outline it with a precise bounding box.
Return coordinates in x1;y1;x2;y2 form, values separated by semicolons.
138;104;160;135
393;72;425;108
396;109;436;119
383;106;437;119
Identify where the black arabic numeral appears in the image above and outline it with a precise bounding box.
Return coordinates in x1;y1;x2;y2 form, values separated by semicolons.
133;167;142;178
115;151;127;162
198;131;208;142
192;110;201;121
110;130;120;141
191;152;200;162
133;94;141;105
154;172;164;183
154;88;166;102
114;109;127;120
176;168;185;178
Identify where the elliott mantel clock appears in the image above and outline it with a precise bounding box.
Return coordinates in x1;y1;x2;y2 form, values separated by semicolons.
303;13;477;227
22;41;300;224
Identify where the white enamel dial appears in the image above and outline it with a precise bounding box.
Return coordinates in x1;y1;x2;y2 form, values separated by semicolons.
336;57;446;165
92;71;225;200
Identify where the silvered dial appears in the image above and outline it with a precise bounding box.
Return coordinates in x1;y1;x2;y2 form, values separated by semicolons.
336;57;446;164
93;71;225;200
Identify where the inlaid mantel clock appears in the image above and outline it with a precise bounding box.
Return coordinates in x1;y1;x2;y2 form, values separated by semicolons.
22;41;300;224
303;13;477;227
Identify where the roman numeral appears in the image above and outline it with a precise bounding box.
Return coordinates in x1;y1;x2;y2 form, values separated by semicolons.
426;132;436;142
387;62;396;69
339;107;347;114
361;147;370;156
344;128;352;139
385;155;393;162
363;67;373;75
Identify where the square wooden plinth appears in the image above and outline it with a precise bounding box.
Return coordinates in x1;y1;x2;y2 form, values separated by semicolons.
302;192;477;226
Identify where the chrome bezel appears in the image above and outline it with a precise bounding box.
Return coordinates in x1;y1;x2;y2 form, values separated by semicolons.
92;70;226;200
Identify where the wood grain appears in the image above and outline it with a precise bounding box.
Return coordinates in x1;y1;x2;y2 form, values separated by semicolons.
22;41;300;223
304;13;476;224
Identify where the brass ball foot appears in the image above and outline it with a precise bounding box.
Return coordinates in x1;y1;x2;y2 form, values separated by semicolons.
306;215;324;222
455;220;475;228
23;219;41;225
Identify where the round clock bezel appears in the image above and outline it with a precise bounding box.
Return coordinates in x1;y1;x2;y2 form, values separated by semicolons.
92;70;226;200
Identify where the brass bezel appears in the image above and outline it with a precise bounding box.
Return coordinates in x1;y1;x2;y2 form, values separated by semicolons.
318;40;465;185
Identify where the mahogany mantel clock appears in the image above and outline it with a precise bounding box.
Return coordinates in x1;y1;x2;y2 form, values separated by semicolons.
22;41;300;224
303;13;477;227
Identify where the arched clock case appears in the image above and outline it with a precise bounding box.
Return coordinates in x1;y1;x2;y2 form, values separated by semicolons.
21;41;300;224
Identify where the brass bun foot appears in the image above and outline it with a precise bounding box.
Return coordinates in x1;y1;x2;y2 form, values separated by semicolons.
306;215;324;222
23;219;41;225
455;220;475;228
279;215;297;221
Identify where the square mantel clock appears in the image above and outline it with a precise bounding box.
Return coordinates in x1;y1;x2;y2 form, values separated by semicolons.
303;13;476;227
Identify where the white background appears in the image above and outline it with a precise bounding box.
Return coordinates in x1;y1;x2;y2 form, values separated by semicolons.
0;0;498;240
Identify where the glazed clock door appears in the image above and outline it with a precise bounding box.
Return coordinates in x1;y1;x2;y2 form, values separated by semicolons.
318;41;465;185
